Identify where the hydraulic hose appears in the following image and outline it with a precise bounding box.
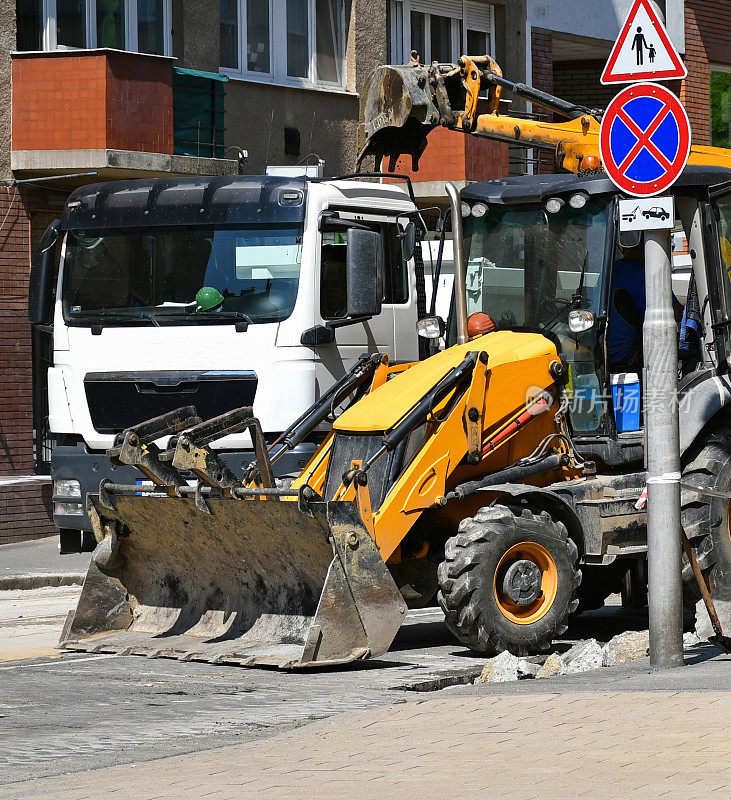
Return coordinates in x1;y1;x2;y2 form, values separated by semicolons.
440;452;567;505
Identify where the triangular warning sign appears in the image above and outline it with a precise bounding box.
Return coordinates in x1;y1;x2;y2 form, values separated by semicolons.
601;0;687;85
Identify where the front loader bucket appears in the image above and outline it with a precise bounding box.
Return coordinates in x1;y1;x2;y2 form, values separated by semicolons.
60;495;406;668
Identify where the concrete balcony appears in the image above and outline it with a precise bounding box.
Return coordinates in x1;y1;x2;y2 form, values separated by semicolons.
11;49;237;181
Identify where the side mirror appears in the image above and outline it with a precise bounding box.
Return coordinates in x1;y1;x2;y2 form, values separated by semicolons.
29;220;60;325
399;221;416;261
345;228;383;318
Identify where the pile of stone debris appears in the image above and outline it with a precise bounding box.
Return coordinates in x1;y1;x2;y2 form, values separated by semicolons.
475;630;702;683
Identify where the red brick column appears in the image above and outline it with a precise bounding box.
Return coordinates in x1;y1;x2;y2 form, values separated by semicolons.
0;186;54;544
531;28;555;173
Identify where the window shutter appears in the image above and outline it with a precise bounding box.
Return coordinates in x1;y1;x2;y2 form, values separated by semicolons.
410;0;463;18
465;1;493;31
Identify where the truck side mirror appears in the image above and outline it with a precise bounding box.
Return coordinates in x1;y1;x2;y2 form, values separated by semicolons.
399;221;416;261
29;220;61;325
345;228;383;318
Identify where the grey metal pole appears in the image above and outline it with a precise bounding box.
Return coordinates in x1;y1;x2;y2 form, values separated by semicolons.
643;228;684;669
446;182;469;344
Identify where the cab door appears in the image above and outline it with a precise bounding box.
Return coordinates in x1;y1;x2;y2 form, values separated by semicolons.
314;211;414;388
707;181;731;366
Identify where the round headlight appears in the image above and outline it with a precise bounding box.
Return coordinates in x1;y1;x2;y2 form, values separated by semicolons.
569;192;589;209
461;202;471;217
471;202;488;218
545;197;565;214
568;309;595;333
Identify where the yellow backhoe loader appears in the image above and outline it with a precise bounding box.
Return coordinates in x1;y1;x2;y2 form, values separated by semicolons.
60;55;731;667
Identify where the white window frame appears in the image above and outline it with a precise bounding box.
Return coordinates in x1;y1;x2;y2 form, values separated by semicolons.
221;0;348;92
389;0;494;66
40;0;172;56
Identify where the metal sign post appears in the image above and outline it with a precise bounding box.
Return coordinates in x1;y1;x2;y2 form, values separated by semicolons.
601;5;688;668
643;229;685;669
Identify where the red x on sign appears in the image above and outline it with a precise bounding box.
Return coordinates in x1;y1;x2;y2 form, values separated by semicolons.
599;83;691;197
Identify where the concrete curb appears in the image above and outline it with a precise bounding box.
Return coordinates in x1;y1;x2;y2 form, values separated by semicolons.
0;573;85;591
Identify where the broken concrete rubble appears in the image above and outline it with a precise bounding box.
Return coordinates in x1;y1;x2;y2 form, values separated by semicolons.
536;653;564;679
562;639;604;674
475;651;520;683
602;630;650;667
475;625;710;686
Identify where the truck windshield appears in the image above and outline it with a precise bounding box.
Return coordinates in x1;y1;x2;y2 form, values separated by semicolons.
62;224;304;325
462;199;610;334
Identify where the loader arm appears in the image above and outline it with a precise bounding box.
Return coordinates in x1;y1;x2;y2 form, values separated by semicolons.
304;332;575;563
359;55;731;175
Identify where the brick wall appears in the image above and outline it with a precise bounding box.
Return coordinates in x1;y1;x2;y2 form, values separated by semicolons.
381;117;509;185
682;0;731;147
12;50;174;154
531;28;555;173
553;60;617;113
0;186;54;544
531;28;553;97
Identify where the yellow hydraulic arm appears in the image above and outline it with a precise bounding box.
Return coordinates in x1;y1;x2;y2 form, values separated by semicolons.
358;54;731;176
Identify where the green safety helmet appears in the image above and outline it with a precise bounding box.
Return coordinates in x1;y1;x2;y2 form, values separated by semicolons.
195;286;224;311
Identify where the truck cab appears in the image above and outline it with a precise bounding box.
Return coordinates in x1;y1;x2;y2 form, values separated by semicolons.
31;174;422;551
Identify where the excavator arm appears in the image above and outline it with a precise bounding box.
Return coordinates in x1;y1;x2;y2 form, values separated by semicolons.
358;55;731;175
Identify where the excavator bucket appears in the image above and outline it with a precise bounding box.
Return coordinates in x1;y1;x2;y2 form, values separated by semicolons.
357;56;502;172
60;493;406;668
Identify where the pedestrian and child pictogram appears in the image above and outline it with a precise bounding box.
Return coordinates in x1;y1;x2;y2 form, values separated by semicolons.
601;0;687;85
599;83;691;197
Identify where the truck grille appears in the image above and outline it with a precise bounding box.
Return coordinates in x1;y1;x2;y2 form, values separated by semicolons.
84;371;257;433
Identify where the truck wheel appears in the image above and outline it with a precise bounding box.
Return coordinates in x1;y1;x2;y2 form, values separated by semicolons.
681;426;731;608
437;505;581;656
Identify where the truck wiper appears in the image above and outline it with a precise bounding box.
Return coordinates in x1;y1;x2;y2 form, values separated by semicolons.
131;309;160;327
71;310;161;326
191;310;254;329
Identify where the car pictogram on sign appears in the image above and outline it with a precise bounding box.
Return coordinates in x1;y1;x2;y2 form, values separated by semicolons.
643;206;670;221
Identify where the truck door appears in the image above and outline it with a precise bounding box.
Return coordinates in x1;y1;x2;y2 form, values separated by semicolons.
316;213;415;380
707;182;731;367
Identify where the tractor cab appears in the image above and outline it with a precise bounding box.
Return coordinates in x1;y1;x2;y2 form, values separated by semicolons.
448;167;731;466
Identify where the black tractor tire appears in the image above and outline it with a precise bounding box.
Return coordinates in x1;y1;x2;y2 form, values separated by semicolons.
437;505;581;657
681;425;731;609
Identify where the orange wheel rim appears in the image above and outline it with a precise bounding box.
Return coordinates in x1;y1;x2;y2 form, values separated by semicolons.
493;542;558;624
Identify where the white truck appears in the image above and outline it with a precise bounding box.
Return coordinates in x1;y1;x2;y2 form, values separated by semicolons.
29;172;426;553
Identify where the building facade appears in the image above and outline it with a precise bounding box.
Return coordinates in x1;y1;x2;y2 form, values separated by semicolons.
1;1;730;545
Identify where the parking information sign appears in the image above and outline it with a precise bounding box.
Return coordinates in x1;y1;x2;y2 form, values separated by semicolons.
618;197;674;231
599;83;691;198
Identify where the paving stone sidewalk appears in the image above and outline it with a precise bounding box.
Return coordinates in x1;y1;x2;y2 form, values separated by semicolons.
4;689;729;800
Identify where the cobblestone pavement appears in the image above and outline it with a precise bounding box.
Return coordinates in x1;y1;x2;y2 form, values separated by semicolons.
4;689;729;800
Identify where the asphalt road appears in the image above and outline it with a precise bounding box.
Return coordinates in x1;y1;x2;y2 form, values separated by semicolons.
1;586;707;789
